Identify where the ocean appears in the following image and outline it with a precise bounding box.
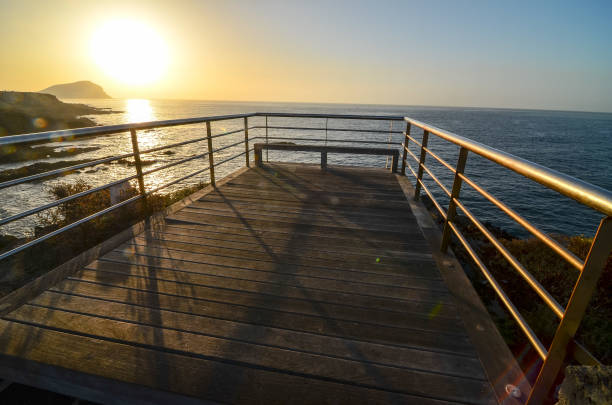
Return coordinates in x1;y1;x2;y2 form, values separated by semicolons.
1;99;611;239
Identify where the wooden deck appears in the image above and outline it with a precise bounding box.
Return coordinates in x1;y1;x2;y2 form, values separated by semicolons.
0;163;498;404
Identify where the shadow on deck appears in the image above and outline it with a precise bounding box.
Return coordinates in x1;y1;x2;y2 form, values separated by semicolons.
0;163;523;404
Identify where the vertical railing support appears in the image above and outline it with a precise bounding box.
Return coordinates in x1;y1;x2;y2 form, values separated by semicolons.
413;130;429;200
401;121;411;175
441;147;469;252
244;117;250;167
527;216;612;405
265;115;269;162
325;118;328;146
206;121;215;187
129;128;146;198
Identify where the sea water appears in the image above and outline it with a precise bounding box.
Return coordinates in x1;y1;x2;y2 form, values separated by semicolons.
1;99;610;238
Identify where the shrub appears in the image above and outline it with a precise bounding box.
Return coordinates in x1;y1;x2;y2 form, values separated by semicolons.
0;179;206;297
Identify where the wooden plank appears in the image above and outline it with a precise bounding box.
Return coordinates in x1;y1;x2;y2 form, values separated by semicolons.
183;202;415;225
200;189;411;207
178;207;413;233
103;250;447;301
67;268;460;333
135;231;431;265
85;257;446;306
116;242;441;280
219;183;408;200
5;305;494;403
187;198;417;220
29;290;478;377
48;279;476;354
197;193;413;212
159;223;429;253
167;211;423;240
224;178;401;194
84;260;456;321
129;235;436;273
0;319;460;405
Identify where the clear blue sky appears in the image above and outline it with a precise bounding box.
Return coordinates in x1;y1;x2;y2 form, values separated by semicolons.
1;0;611;111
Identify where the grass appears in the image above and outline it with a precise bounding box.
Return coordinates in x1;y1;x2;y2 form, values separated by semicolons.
0;179;207;297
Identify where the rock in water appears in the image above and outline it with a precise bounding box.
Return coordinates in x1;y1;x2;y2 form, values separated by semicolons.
39;80;111;99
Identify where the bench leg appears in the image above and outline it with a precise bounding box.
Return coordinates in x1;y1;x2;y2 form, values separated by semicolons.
321;152;327;171
254;145;263;167
391;152;398;173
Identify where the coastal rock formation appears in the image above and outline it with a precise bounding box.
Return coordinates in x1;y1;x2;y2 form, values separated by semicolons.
557;366;611;404
39;80;111;99
0;91;114;136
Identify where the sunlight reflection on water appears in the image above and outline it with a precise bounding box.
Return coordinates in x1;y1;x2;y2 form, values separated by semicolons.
127;99;155;123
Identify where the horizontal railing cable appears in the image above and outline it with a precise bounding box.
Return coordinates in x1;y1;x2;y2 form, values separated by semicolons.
0;174;139;226
406;118;612;216
0;151;136;190
0;113;257;146
254;136;401;145
252;125;403;134
458;173;584;270
0;194;143;261
452;198;565;318
447;221;548;359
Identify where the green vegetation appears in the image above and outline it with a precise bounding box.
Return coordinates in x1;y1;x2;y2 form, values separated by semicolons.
422;204;612;366
0;179;206;297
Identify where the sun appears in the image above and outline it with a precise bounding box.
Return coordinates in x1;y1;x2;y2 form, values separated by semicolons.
90;19;168;85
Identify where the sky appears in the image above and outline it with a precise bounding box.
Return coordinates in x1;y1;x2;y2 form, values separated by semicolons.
1;0;611;112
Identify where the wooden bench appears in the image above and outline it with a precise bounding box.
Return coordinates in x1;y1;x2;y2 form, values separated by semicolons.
253;143;399;172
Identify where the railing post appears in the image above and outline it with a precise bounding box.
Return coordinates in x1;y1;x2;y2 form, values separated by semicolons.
413;130;429;200
400;122;410;175
325;118;328;146
206;121;215;187
441;147;469;252
265;115;269;162
527;216;612;405
244;117;250;167
129;128;146;198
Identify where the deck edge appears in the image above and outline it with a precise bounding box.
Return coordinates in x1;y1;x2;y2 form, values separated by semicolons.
395;174;531;405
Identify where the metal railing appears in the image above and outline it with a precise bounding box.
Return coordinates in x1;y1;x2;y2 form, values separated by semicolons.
0;112;404;262
401;118;612;404
1;112;610;403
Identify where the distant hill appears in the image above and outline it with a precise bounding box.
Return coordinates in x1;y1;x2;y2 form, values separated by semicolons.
39;80;111;99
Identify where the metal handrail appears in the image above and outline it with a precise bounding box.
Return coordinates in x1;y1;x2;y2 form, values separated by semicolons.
402;118;611;404
406;118;612;216
0;113;257;146
255;112;405;120
252;125;403;134
0;113;404;263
